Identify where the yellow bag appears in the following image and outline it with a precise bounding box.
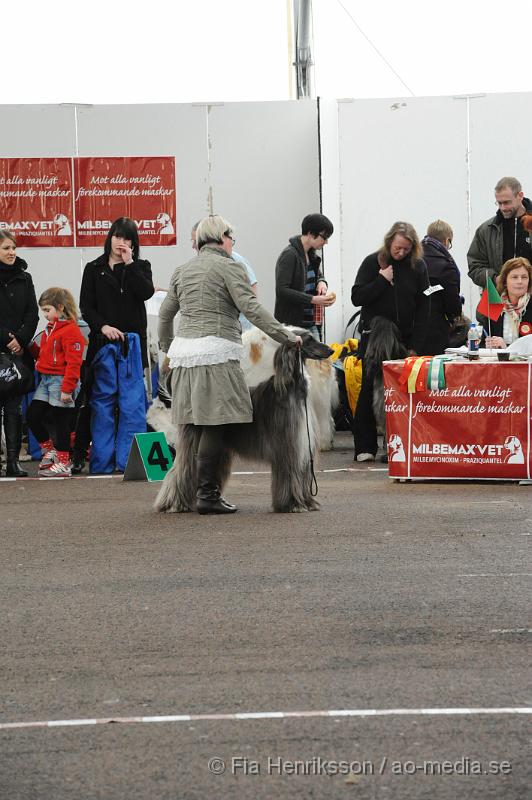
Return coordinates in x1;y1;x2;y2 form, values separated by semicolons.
329;338;363;415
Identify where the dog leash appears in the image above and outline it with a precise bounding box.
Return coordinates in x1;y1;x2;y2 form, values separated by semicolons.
297;346;319;498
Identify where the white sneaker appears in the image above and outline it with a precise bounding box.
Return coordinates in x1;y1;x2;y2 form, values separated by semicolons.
356;452;375;462
39;448;57;471
40;459;72;478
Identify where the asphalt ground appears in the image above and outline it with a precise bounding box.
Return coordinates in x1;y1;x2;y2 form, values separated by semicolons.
1;432;531;799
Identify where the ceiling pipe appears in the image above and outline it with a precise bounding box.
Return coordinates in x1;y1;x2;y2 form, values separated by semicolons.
293;0;314;99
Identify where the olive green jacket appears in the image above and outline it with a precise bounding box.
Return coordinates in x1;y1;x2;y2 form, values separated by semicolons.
158;245;298;352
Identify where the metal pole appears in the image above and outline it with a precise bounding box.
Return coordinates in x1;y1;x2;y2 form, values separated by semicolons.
293;0;314;98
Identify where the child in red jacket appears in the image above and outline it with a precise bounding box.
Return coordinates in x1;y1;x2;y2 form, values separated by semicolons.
27;288;85;478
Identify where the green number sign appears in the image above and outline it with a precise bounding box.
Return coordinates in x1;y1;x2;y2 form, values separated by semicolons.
123;432;174;482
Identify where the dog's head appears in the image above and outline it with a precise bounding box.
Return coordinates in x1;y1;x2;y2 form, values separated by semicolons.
298;331;335;361
272;332;333;396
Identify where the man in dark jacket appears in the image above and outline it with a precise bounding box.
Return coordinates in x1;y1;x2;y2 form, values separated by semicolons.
274;213;336;336
467;177;532;288
420;220;463;355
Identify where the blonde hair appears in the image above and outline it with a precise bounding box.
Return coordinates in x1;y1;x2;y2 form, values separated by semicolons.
196;214;233;250
380;221;422;265
39;287;79;321
0;230;16;245
426;219;453;244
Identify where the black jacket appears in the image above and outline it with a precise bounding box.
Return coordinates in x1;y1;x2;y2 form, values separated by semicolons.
274;236;326;327
0;257;39;350
419;237;462;355
80;254;154;366
351;252;430;354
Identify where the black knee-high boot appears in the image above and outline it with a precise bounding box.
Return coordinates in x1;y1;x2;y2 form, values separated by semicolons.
196;456;236;515
5;414;28;477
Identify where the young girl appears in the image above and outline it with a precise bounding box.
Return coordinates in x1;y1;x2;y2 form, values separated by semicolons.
27;288;85;478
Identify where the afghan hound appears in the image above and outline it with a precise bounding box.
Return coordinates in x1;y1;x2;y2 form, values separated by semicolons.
363;316;407;433
154;332;334;514
148;327;339;451
240;327;339;450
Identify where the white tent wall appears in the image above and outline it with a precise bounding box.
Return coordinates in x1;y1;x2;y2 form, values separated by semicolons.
2;93;532;347
1;101;320;331
315;97;343;343
336;92;532;342
206;99;321;314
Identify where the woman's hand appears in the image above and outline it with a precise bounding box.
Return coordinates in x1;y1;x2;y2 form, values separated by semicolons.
316;281;328;296
294;335;303;347
312;291;336;307
485;336;506;349
60;391;73;404
101;324;125;341
119;243;134;264
7;334;22;354
379;265;394;283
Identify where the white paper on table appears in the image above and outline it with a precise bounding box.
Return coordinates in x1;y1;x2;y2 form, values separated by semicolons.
507;334;532;355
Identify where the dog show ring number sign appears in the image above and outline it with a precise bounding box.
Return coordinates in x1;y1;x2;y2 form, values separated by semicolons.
123;432;174;482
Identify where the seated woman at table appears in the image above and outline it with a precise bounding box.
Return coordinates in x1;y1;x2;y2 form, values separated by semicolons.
477;257;532;348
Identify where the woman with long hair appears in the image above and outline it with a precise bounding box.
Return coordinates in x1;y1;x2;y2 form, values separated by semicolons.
351;221;430;462
0;231;38;476
79;217;154;473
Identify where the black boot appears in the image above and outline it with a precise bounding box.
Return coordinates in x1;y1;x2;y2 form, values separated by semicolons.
196;456;237;515
71;450;86;475
4;414;28;477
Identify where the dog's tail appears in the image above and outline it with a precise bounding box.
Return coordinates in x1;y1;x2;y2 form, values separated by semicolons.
364;316;407;373
153;424;199;513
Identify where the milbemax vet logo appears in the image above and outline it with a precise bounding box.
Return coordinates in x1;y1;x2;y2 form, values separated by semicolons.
412;438;524;464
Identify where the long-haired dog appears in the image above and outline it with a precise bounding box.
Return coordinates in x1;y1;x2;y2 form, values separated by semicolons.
363;316;407;433
154;332;334;514
240;327;339;450
148;327;340;451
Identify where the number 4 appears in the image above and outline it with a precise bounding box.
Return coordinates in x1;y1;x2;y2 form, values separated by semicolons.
147;441;170;472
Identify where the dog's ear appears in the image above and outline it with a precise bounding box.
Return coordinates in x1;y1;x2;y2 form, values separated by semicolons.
273;341;299;395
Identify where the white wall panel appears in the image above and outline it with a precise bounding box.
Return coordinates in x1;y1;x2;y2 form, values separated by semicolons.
76;103;210;292
317;98;343;342
468;92;532;244
208;100;320;314
338;96;471;318
0;105;76;156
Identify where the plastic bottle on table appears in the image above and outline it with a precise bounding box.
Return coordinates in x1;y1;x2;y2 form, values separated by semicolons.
467;322;480;360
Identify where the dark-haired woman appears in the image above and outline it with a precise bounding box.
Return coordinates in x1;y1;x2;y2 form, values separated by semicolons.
79;217;155;473
0;231;38;476
80;216;154;366
351;221;430;462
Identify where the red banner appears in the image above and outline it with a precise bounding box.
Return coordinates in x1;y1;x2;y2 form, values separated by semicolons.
383;361;532;480
74;157;176;247
0;158;74;247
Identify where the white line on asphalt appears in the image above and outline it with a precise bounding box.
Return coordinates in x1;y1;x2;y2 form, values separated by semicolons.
0;707;530;731
458;573;532;578
490;628;532;634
